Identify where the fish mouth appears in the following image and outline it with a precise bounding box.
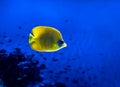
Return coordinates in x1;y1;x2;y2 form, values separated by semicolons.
62;42;67;47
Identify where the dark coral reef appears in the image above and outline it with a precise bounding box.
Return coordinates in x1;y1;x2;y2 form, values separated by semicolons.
0;48;44;87
0;48;66;87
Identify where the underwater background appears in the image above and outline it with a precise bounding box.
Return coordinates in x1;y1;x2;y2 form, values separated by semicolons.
0;0;120;87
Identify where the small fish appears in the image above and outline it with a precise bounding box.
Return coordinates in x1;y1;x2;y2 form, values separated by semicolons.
29;26;67;52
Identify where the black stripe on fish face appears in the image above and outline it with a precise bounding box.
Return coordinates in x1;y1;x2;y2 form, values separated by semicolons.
57;40;64;47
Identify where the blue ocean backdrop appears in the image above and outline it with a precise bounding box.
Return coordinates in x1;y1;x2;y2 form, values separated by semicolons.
0;0;120;87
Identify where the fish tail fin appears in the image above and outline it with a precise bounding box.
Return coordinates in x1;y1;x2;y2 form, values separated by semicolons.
29;33;35;44
29;33;40;51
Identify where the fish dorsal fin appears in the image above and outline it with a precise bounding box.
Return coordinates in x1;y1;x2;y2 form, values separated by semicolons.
32;26;47;38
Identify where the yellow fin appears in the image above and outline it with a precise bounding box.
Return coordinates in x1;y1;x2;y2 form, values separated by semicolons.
29;33;35;44
32;26;47;37
30;41;40;51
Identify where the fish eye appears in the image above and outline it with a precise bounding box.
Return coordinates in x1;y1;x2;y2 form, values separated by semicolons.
57;40;64;47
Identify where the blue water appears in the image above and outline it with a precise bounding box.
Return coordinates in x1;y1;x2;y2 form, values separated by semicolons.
0;0;120;87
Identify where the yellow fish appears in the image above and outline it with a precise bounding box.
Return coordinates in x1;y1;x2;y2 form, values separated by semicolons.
29;26;67;52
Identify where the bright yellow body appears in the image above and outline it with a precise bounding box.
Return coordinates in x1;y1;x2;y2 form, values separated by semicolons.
29;26;67;52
